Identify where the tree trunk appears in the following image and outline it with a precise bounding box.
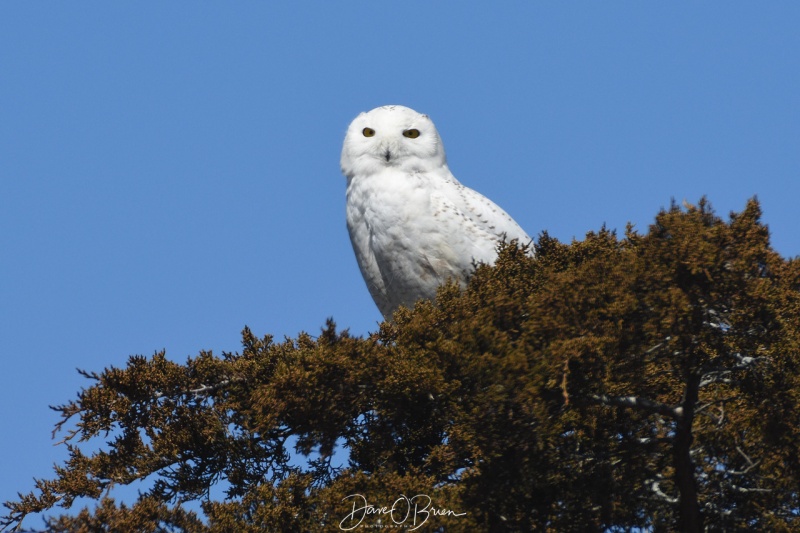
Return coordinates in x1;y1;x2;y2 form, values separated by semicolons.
674;373;702;532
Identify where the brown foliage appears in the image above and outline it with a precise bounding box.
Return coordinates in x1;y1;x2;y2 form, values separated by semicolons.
4;199;800;532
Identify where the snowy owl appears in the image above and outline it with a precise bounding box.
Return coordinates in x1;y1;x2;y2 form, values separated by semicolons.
341;105;532;318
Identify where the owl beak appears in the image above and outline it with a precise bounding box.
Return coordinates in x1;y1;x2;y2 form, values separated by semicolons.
383;149;392;162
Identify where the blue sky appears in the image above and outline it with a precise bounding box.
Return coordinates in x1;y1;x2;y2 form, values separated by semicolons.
2;2;799;522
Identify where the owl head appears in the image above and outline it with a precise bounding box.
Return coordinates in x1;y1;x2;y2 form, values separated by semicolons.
340;105;447;179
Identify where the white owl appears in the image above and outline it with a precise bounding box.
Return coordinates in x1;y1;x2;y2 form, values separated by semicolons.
341;105;532;318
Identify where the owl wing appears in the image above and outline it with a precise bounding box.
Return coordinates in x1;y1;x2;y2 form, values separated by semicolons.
346;204;393;316
426;185;531;274
437;175;532;254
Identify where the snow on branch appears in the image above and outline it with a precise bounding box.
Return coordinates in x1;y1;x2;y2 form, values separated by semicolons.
589;394;681;419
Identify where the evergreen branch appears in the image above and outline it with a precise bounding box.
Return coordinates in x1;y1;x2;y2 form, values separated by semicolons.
589;394;681;419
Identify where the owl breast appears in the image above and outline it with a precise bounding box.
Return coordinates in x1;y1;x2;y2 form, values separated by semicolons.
345;169;478;317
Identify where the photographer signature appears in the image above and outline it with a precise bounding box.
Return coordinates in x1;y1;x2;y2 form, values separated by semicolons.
339;493;467;531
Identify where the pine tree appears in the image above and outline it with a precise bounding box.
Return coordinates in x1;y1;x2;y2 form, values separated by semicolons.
4;199;799;532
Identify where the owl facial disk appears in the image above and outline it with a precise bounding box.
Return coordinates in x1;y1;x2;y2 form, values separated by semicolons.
340;105;447;178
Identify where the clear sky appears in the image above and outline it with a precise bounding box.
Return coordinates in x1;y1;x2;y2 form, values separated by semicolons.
2;2;799;521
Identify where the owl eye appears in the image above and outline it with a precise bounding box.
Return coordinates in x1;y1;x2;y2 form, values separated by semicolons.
403;129;420;139
362;127;376;137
